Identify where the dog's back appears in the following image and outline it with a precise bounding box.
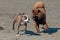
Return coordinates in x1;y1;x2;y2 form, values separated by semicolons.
13;14;22;24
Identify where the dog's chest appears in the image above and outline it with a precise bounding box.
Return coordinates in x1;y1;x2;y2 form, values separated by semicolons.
21;22;24;25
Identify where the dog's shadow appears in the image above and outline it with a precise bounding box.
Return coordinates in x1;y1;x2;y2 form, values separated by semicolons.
42;27;60;34
20;30;40;36
0;26;4;30
20;27;60;35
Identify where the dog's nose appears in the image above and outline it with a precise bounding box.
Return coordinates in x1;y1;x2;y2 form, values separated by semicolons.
28;18;30;20
33;15;37;18
37;10;41;13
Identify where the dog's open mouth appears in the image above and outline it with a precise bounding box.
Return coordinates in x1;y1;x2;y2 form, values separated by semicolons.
32;15;45;24
32;15;38;20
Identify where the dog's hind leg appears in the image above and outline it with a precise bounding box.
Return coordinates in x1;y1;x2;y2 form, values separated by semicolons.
16;23;21;36
35;22;41;33
16;21;21;34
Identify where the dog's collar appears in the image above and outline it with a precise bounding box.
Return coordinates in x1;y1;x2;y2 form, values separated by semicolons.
23;15;29;22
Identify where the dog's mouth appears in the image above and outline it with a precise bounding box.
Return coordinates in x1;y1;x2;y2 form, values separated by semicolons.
32;14;45;20
32;15;38;20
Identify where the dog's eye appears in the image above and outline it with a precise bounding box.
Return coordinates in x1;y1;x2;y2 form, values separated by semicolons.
32;10;34;12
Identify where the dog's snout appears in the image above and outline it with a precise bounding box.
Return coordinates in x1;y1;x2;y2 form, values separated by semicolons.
37;10;41;13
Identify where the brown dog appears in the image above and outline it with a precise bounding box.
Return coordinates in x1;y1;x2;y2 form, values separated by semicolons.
32;2;48;33
12;13;29;35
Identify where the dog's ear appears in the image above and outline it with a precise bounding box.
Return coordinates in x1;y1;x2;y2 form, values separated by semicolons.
32;10;35;13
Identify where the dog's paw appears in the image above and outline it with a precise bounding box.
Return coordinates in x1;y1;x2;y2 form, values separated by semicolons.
16;34;20;36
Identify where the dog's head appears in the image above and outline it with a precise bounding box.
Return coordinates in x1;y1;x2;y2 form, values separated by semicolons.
22;14;30;23
34;2;44;9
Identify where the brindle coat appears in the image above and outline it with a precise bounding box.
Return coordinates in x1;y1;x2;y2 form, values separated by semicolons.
32;2;48;33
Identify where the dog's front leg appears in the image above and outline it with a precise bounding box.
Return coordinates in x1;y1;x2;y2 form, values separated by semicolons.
35;22;41;33
16;21;21;34
24;22;27;31
43;17;48;30
43;23;48;30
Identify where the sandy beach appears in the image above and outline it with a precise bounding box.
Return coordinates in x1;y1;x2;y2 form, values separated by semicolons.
0;0;60;40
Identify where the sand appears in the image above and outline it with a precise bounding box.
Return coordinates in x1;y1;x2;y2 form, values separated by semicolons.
0;0;60;40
